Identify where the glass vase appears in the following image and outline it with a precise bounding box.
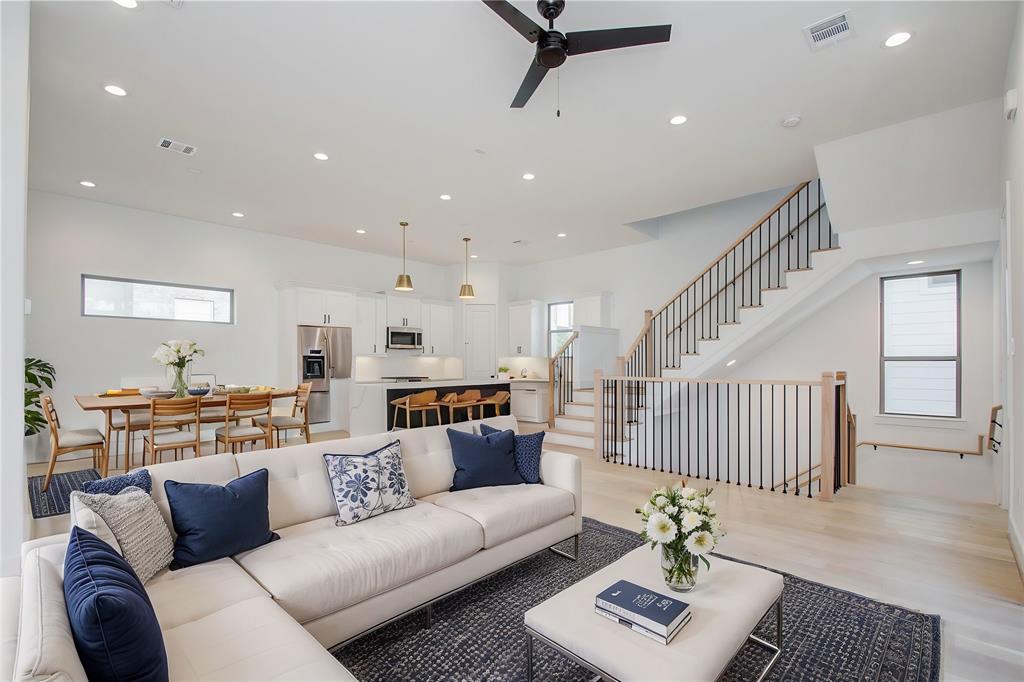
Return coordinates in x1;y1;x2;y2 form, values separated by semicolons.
660;545;700;592
170;363;190;398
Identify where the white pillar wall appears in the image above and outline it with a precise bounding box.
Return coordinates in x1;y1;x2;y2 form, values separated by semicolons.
1;1;30;577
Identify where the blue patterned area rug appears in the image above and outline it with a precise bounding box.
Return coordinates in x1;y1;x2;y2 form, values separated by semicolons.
27;468;99;519
332;517;940;681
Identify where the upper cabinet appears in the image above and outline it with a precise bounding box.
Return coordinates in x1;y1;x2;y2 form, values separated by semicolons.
386;295;421;328
423;303;455;356
508;300;546;356
354;295;387;356
295;288;355;327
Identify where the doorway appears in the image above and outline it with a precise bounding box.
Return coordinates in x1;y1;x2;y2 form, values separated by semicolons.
464;304;496;381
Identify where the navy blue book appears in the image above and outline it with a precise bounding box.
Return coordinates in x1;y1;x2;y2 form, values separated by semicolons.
595;580;690;636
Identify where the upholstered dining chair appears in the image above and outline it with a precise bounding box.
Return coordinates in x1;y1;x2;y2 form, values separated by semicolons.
253;382;312;448
143;396;202;465
390;389;440;430
40;395;107;492
477;390;511;418
216;392;273;453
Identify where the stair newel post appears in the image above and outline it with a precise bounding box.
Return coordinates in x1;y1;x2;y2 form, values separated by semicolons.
642;309;654;377
836;370;849;487
594;368;604;458
818;372;835;501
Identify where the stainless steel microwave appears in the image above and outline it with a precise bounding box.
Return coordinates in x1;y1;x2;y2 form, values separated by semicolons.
387;327;423;350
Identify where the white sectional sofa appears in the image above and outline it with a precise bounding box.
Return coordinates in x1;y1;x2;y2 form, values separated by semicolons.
14;416;582;681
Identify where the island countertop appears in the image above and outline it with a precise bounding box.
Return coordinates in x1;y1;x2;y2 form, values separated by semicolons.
354;378;545;390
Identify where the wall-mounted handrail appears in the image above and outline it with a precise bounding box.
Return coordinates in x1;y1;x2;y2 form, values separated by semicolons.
856;436;984;459
988;404;1003;452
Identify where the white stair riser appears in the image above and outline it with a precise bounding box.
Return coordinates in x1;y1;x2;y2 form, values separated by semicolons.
564;403;594;417
544;430;594;449
569;395;594;406
555;417;594;434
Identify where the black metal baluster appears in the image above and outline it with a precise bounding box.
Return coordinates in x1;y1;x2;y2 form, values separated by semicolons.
715;383;721;481
668;377;673;473
771;384;776;491
686;381;691;477
725;382;731;484
782;385;787;493
794;385;800;496
660;379;665;472
695;381;700;480
807;385;813;499
747;382;752;487
704;382;710;481
759;384;764;490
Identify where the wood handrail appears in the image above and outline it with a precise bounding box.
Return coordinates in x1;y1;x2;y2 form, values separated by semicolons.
549;331;579;361
624;180;812;361
548;331;579;426
857;435;984;458
600;375;824;386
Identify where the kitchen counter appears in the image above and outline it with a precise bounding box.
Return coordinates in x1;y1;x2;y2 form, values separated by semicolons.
354;378;546;389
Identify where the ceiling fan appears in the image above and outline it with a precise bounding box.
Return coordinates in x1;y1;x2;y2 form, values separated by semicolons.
483;0;671;108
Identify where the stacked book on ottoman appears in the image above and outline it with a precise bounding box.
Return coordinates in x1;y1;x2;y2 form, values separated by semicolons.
595;580;692;645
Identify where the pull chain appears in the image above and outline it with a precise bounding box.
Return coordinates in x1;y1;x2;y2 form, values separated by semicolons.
556;68;561;118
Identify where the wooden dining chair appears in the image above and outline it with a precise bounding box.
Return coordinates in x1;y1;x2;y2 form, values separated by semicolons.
253;382;312;448
40;396;107;492
477;390;511;418
216;392;273;453
390;389;440;430
143;396;202;465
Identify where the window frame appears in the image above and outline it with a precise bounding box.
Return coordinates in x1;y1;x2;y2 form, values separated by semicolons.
81;274;235;325
547;300;574;356
878;269;961;418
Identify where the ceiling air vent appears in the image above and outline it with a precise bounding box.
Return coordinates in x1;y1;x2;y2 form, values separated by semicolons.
803;11;852;51
157;137;197;156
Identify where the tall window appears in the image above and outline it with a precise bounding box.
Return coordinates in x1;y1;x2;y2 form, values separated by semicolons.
82;275;234;324
548;301;574;355
880;271;960;417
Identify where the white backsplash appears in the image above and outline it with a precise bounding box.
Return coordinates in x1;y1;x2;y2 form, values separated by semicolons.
497;356;548;380
354;355;464;381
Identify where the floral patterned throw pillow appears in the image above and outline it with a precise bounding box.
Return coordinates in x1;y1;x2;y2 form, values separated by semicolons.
323;441;414;526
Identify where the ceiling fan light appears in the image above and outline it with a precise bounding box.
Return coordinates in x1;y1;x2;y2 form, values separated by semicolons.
394;273;414;292
459;284;476;299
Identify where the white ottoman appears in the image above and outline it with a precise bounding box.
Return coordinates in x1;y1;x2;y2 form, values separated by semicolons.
524;546;783;682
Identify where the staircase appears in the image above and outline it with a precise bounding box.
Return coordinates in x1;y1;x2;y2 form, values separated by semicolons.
545;387;597;449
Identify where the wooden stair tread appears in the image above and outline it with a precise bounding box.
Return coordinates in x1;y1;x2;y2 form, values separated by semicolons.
544;427;595;438
556;414;593;422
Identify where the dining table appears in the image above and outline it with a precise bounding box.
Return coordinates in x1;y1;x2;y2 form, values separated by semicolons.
74;388;298;473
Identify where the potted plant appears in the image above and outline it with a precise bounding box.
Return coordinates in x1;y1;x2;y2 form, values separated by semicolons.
498;365;511;380
24;358;56;459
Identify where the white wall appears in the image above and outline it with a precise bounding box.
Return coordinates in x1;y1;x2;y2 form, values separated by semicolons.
513;187;790;355
25;191;452;439
725;259;997;504
1;1;30;577
1000;2;1024;569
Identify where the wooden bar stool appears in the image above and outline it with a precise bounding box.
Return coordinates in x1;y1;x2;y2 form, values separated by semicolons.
253;382;312;448
216;392;273;453
390;390;440;430
40;396;107;492
441;389;484;424
477;390;511;418
143;396;202;465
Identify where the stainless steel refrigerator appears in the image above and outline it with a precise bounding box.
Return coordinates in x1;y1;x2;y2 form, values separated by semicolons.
297;325;352;424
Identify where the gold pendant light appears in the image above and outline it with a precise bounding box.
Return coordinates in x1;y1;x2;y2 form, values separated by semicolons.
394;221;414;291
458;237;475;299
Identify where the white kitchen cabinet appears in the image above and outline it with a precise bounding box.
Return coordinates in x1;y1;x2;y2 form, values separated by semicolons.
508;300;545;356
354;295;387;355
386;295;421;328
510;382;549;423
296;288;354;326
423;303;455;356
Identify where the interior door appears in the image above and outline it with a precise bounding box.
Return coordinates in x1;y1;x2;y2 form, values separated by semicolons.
464;304;496;380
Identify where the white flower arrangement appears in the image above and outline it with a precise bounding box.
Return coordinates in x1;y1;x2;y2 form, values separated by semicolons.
153;339;204;368
637;480;725;588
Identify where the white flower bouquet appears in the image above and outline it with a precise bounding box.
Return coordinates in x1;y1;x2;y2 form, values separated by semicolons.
636;480;724;592
153;340;204;397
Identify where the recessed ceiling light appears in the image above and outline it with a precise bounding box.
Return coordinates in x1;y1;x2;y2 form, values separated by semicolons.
669;115;688;125
355;229;366;234
79;180;96;188
907;260;925;265
187;168;202;174
726;359;737;367
440;194;452;201
557;233;567;238
522;173;535;181
112;0;138;7
781;115;802;128
231;212;245;218
313;152;329;161
884;32;912;48
103;84;127;97
470;254;479;259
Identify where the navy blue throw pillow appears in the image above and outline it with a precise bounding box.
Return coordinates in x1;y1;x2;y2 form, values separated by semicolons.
64;526;169;682
164;468;279;570
81;468;152;495
447;428;525;491
480;424;544;484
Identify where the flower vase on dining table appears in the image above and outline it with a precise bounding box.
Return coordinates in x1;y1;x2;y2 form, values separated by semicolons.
154;340;204;398
170;363;191;398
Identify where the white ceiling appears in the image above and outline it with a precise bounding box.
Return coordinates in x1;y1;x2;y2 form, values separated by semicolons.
27;1;1016;265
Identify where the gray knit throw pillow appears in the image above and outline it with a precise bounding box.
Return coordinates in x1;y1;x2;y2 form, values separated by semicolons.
70;486;174;583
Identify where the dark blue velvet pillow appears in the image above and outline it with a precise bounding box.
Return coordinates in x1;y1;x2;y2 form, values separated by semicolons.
63;526;168;682
81;468;152;495
447;428;525;491
164;468;279;570
480;424;544;484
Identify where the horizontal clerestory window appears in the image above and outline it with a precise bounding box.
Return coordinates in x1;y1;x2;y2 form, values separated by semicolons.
81;274;234;324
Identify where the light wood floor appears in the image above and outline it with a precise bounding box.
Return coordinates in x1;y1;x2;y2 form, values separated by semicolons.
27;424;1024;680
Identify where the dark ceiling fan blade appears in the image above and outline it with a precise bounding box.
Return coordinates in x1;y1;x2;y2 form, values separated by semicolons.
566;25;672;55
510;59;549;108
483;0;544;43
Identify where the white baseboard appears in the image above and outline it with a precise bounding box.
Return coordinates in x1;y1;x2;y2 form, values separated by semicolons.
1010;515;1024;584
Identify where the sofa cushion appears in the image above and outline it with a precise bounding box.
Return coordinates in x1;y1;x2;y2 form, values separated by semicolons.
63;526;169;681
393;421;476;499
323;441;414;526
81;468;152;495
431;484;576;548
146;558;269;631
448;428;524;491
163;597;355;681
165;469;279;570
480;423;544;483
234;503;484;623
145;454;240;531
